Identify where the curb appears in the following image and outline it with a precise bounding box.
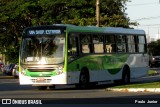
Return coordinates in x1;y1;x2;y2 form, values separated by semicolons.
0;76;15;79
0;72;15;79
106;88;160;93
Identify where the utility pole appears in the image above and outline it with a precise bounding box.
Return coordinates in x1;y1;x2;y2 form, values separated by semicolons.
96;0;100;27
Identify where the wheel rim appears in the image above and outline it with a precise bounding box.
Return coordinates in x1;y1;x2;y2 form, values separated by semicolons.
80;75;87;84
80;74;88;88
124;74;128;83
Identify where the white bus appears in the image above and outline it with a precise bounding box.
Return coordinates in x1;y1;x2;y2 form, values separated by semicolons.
19;24;149;90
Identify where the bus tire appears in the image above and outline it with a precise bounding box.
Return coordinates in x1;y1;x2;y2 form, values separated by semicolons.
76;68;90;89
48;85;55;90
37;86;47;90
122;66;130;84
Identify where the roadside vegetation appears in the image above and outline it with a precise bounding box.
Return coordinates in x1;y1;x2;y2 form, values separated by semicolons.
148;69;159;76
110;70;160;88
111;82;160;88
0;0;136;64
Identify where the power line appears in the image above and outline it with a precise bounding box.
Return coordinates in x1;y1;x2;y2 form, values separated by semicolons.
138;24;160;27
127;2;159;6
131;16;160;21
130;24;160;29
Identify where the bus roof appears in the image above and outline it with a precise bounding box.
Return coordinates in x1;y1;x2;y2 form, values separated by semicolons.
66;25;145;35
104;27;145;35
24;24;146;35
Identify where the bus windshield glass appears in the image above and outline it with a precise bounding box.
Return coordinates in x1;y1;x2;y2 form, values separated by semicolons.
20;34;65;64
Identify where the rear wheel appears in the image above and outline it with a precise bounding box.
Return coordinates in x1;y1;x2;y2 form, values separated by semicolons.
37;86;47;90
122;66;130;84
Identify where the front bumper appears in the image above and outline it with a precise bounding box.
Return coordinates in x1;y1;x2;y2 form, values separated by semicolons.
19;73;67;85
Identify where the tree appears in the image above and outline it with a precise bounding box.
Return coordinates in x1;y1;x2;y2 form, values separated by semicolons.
148;39;160;55
0;0;136;63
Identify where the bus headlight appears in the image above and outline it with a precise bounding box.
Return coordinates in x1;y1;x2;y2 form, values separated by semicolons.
21;68;26;76
56;66;63;75
152;57;155;60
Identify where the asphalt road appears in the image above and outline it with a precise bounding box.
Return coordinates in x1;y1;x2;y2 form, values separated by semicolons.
0;68;160;104
0;79;160;104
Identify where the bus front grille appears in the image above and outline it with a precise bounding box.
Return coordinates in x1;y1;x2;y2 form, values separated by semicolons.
28;69;55;72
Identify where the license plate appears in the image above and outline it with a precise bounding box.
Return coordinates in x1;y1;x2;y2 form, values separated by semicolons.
36;78;45;83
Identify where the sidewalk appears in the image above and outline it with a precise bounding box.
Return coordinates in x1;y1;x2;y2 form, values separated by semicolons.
106;88;160;93
106;74;160;93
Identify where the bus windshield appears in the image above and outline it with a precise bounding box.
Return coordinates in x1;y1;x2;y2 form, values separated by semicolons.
20;34;65;64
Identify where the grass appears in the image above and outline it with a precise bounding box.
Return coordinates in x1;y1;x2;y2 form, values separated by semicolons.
111;82;160;88
110;70;160;88
148;70;158;75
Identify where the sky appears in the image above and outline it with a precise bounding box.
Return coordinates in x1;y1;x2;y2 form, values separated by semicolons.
126;0;160;39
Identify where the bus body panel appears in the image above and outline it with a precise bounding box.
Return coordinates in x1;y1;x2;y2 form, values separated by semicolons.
67;53;148;84
19;24;149;87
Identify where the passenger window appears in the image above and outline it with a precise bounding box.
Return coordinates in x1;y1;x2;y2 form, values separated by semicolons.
68;34;78;61
137;36;146;52
93;35;104;53
116;35;127;53
105;35;116;53
127;35;136;53
80;34;92;53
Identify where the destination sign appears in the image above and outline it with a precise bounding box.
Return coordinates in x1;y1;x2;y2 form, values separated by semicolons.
28;30;61;35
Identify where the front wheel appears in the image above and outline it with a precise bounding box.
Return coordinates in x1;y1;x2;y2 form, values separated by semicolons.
122;67;130;85
76;72;89;89
48;85;55;90
37;86;47;90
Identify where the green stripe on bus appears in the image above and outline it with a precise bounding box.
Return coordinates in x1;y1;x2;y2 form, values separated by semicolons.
68;54;129;74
